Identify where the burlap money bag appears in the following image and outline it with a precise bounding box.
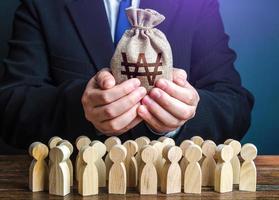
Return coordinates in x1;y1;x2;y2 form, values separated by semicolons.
111;8;173;91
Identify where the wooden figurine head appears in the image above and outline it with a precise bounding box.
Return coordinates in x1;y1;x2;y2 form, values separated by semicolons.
75;136;91;151
224;139;241;157
105;137;121;153
216;144;234;163
163;145;182;163
29;142;49;161
180;140;194;156
135;137;150;149
109;145;127;164
201;140;217;158
141;145;158;164
123;140;138;158
81;146;98;164
241;144;257;162
185;144;202;163
49;145;70;163
190;136;204;147
48;136;62;149
90;140;107;159
57;140;74;155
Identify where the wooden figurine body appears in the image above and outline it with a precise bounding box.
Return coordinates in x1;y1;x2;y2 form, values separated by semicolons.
224;139;241;184
161;145;182;194
75;136;91;182
239;143;257;192
90;140;107;187
105;137;121;181
139;145;158;194
57;140;74;187
109;144;127;194
179;140;194;186
201;140;216;186
29;142;49;192
123;140;138;187
214;144;234;193
184;144;202;194
78;145;99;196
49;145;71;196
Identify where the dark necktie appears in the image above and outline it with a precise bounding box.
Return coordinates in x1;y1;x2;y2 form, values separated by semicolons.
114;0;132;46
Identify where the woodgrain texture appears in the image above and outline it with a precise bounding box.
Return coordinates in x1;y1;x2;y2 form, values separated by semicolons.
184;144;202;194
0;155;278;199
139;145;158;195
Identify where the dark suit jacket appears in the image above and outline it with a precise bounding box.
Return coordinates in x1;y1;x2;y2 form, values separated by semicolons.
0;0;254;149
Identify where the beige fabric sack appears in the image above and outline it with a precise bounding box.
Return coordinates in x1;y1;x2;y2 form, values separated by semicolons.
111;8;173;91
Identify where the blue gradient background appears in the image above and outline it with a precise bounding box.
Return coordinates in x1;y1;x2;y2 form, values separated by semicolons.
0;0;278;154
220;0;279;154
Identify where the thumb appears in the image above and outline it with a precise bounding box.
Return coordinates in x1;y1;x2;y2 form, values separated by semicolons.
96;68;116;89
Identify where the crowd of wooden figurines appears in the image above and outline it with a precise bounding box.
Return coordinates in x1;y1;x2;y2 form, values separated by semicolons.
28;135;257;196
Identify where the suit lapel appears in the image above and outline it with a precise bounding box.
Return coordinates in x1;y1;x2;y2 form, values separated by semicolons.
67;0;114;72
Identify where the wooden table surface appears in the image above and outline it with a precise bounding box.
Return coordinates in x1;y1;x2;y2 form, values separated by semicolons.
0;155;279;200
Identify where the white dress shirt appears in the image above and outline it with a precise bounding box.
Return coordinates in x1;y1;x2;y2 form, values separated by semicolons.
102;0;181;138
103;0;140;42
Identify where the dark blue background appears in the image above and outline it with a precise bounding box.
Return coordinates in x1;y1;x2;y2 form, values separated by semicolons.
0;0;278;154
220;0;279;154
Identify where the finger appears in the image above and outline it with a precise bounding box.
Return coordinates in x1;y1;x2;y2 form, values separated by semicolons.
91;78;141;107
173;68;187;86
141;95;183;129
101;103;140;133
100;117;143;137
93;87;146;121
149;88;196;121
137;105;174;133
96;68;116;89
155;79;198;106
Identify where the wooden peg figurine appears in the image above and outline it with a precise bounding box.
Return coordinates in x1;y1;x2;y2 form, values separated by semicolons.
108;144;127;194
239;143;257;192
224;139;241;184
29;142;49;192
161;145;182;194
49;145;71;196
90;140;107;187
139;145;158;194
123;140;138;187
135;136;150;170
150;140;165;186
201;140;217;186
184;144;202;194
179;140;194;186
105;136;121;181
190;136;204;147
75;136;91;181
57;140;74;187
78;145;99;196
214;144;234;193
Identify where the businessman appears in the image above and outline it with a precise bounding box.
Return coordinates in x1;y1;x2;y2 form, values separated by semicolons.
0;0;254;149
